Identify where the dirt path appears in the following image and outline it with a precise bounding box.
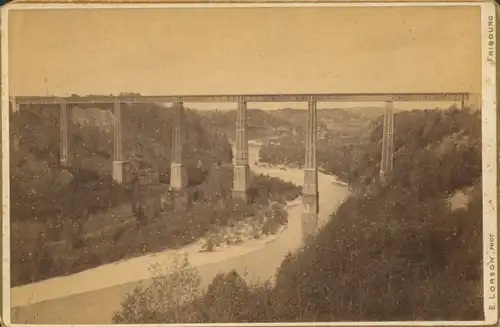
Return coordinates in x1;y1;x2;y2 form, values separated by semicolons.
11;144;349;324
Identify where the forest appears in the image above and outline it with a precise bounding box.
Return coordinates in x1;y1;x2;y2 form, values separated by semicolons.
113;106;483;322
10;101;300;286
259;112;373;182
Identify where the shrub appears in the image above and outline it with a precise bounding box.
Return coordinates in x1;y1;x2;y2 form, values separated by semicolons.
201;237;216;252
262;219;282;235
112;254;201;323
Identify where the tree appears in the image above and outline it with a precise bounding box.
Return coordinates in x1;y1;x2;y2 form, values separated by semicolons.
201;271;251;322
113;254;201;323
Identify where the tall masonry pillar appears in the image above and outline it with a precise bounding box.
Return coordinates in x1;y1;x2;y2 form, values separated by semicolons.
170;99;188;190
380;101;395;185
302;98;319;240
462;92;481;111
113;100;126;184
10;97;20;151
60;100;71;168
10;97;20;115
233;96;249;202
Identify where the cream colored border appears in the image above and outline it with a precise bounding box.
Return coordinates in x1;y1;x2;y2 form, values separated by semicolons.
481;1;498;325
0;1;490;8
2;3;11;326
1;1;497;326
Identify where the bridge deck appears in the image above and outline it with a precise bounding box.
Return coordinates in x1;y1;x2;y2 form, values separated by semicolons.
11;92;469;105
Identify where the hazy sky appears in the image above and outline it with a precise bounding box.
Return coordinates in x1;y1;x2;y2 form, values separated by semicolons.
8;5;481;110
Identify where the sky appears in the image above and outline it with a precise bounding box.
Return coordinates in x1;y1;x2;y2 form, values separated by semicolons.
7;5;481;110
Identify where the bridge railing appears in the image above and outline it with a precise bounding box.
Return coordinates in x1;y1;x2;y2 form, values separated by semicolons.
10;92;473;106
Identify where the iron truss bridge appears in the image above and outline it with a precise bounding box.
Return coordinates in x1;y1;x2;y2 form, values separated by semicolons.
11;92;470;105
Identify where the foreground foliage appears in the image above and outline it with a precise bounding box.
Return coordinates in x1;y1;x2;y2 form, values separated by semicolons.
114;106;483;322
113;255;202;323
10;102;301;286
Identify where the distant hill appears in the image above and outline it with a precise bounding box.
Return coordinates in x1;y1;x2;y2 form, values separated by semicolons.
197;109;299;140
197;106;377;141
258;107;377;180
272;107;382;128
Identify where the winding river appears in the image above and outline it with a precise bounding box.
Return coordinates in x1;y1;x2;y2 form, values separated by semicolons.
11;144;349;324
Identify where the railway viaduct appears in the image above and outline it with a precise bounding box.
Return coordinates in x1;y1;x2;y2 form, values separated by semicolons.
9;92;478;239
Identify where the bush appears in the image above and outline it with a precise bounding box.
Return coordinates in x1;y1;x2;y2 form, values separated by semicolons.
201;236;217;252
200;271;252;322
261;219;282;235
112;254;201;324
250;175;301;205
114;264;275;324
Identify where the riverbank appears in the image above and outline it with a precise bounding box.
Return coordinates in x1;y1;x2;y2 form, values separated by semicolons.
11;144;349;324
10;197;296;308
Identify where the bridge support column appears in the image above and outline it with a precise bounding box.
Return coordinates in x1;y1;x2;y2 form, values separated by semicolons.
170;100;188;190
302;99;319;240
233;97;249;202
461;93;481;111
12;134;20;152
10;97;20;115
10;98;20;151
380;101;395;185
59;100;71;168
113;100;127;184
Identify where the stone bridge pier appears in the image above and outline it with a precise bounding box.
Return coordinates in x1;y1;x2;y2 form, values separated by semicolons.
10;97;21;151
170;99;188;190
461;92;482;111
380;101;395;185
302;98;319;240
112;100;128;184
233;97;250;202
59;100;72;168
10;96;20;114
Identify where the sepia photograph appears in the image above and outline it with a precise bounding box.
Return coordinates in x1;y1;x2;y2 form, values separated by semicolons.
2;2;498;326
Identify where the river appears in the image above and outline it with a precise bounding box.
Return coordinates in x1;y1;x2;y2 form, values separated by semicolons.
11;144;349;324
